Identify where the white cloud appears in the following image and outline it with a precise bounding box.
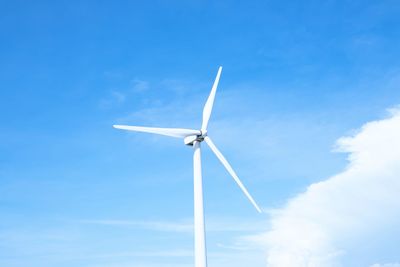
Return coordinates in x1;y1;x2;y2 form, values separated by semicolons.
253;109;400;267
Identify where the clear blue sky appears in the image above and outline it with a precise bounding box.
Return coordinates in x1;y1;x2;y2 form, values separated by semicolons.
1;1;400;266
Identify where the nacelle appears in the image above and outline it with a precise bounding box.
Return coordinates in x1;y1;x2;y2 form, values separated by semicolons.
184;135;204;146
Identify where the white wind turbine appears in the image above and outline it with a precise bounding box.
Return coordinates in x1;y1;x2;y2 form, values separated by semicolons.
113;66;261;267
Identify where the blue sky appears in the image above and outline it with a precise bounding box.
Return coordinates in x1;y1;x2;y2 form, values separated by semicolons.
1;1;400;266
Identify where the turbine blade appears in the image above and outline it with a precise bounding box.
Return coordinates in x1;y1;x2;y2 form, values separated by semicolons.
113;125;201;138
204;136;262;213
201;66;222;131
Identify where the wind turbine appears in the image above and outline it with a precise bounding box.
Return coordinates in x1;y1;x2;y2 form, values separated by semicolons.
113;66;261;267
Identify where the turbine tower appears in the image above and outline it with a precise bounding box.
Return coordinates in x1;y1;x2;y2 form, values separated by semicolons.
114;66;261;267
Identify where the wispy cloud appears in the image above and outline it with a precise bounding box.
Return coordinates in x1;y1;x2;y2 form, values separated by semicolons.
99;90;126;109
131;78;149;92
249;108;400;266
86;261;193;267
79;219;193;233
87;249;193;259
78;216;266;233
370;264;400;267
